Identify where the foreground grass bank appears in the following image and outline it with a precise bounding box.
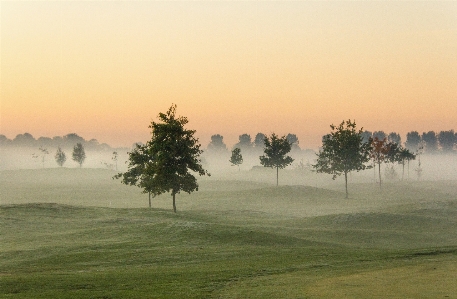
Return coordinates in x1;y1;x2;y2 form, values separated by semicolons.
1;168;457;298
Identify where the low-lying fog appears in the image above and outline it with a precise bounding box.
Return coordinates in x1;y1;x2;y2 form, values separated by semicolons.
1;146;456;185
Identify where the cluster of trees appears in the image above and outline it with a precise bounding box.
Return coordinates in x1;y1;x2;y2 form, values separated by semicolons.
0;133;114;151
314;120;418;198
33;143;87;168
115;104;296;212
360;130;457;154
116;104;438;211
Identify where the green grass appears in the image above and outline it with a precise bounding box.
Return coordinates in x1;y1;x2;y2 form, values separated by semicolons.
1;168;457;298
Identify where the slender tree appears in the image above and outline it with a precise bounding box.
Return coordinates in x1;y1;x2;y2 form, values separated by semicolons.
38;146;49;168
313;120;371;198
55;146;67;167
369;137;390;189
72;143;86;168
114;104;209;212
229;148;243;171
260;133;294;186
112;151;119;171
398;148;416;180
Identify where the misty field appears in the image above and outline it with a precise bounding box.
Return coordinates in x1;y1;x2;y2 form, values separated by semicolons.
2;168;457;298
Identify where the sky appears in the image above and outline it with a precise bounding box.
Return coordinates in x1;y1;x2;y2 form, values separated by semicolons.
1;1;457;149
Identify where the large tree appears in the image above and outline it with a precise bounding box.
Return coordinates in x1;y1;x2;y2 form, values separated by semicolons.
72;143;86;168
361;130;373;144
373;131;386;141
313;120;371;198
387;132;401;145
438;130;456;153
422;131;438;153
207;134;228;153
115;104;209;212
286;133;301;152
254;133;266;148
260;133;294;186
405;131;421;152
234;134;253;152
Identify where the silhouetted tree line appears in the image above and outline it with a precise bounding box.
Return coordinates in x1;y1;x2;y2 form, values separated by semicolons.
0;132;115;151
206;132;303;155
361;130;457;154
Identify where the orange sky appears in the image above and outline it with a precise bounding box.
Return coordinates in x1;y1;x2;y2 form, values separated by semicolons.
1;1;457;149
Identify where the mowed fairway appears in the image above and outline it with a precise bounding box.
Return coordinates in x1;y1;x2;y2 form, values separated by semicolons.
1;168;457;298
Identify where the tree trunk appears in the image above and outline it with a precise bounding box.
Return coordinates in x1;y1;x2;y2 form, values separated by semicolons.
344;171;348;199
172;193;176;213
276;167;279;186
373;162;376;183
378;161;382;190
148;192;151;208
407;160;410;180
402;161;405;181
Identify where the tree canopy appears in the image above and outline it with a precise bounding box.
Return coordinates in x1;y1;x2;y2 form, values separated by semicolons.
229;148;243;170
115;104;209;212
207;134;228;152
55;146;66;167
259;133;294;186
313;120;371;198
72;143;86;167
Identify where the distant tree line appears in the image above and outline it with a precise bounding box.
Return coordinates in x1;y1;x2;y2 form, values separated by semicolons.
361;130;457;154
0;132;116;151
206;132;303;155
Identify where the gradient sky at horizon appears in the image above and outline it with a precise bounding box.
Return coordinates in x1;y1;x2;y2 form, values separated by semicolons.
1;1;456;149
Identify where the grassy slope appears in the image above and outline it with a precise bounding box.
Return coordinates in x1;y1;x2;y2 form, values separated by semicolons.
1;168;457;298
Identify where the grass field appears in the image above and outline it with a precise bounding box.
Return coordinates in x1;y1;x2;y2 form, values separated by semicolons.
1;168;457;298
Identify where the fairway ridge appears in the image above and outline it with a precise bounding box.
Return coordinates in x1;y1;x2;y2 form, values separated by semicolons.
1;168;457;298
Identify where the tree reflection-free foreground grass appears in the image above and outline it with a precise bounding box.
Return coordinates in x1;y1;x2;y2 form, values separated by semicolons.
1;168;457;298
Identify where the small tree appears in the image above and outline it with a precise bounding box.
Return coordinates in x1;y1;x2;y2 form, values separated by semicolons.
313;120;371;198
55;146;67;167
114;104;209;212
229;148;243;171
260;133;294;186
112;151;118;171
72;143;86;168
38;146;49;168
